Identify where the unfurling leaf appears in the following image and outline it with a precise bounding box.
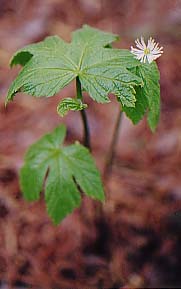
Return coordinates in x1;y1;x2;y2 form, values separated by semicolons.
20;125;104;224
57;98;87;117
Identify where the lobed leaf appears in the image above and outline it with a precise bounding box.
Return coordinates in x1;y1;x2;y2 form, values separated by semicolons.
6;25;160;130
6;25;142;108
20;125;104;224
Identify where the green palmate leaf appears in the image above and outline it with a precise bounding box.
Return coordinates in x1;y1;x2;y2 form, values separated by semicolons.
20;125;104;224
123;62;160;131
57;98;87;117
6;25;142;107
6;24;160;130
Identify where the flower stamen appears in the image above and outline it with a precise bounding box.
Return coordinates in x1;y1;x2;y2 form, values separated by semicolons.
144;48;150;55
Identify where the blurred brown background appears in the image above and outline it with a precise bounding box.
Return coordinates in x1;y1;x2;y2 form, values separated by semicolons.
0;0;181;288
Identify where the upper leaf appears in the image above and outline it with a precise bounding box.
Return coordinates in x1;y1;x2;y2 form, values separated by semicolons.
7;25;160;130
20;125;104;224
6;25;142;107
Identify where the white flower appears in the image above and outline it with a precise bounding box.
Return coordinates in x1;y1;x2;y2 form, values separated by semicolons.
131;36;163;64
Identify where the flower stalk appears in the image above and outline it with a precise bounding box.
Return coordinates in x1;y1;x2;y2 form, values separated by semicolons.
104;108;123;179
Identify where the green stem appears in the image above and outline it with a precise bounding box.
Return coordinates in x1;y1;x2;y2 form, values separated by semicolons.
104;108;123;179
76;77;91;150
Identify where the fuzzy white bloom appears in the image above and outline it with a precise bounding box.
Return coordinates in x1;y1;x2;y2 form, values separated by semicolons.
131;36;163;64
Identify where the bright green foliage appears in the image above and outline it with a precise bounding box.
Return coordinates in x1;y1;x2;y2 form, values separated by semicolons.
6;25;142;108
123;62;160;131
57;98;87;116
6;25;161;224
6;24;161;129
20;125;104;224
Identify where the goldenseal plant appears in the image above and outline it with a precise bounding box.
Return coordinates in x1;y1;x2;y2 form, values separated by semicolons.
6;25;163;224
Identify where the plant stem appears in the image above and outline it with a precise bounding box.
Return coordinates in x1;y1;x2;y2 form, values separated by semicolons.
76;76;82;100
76;77;91;150
104;108;123;179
